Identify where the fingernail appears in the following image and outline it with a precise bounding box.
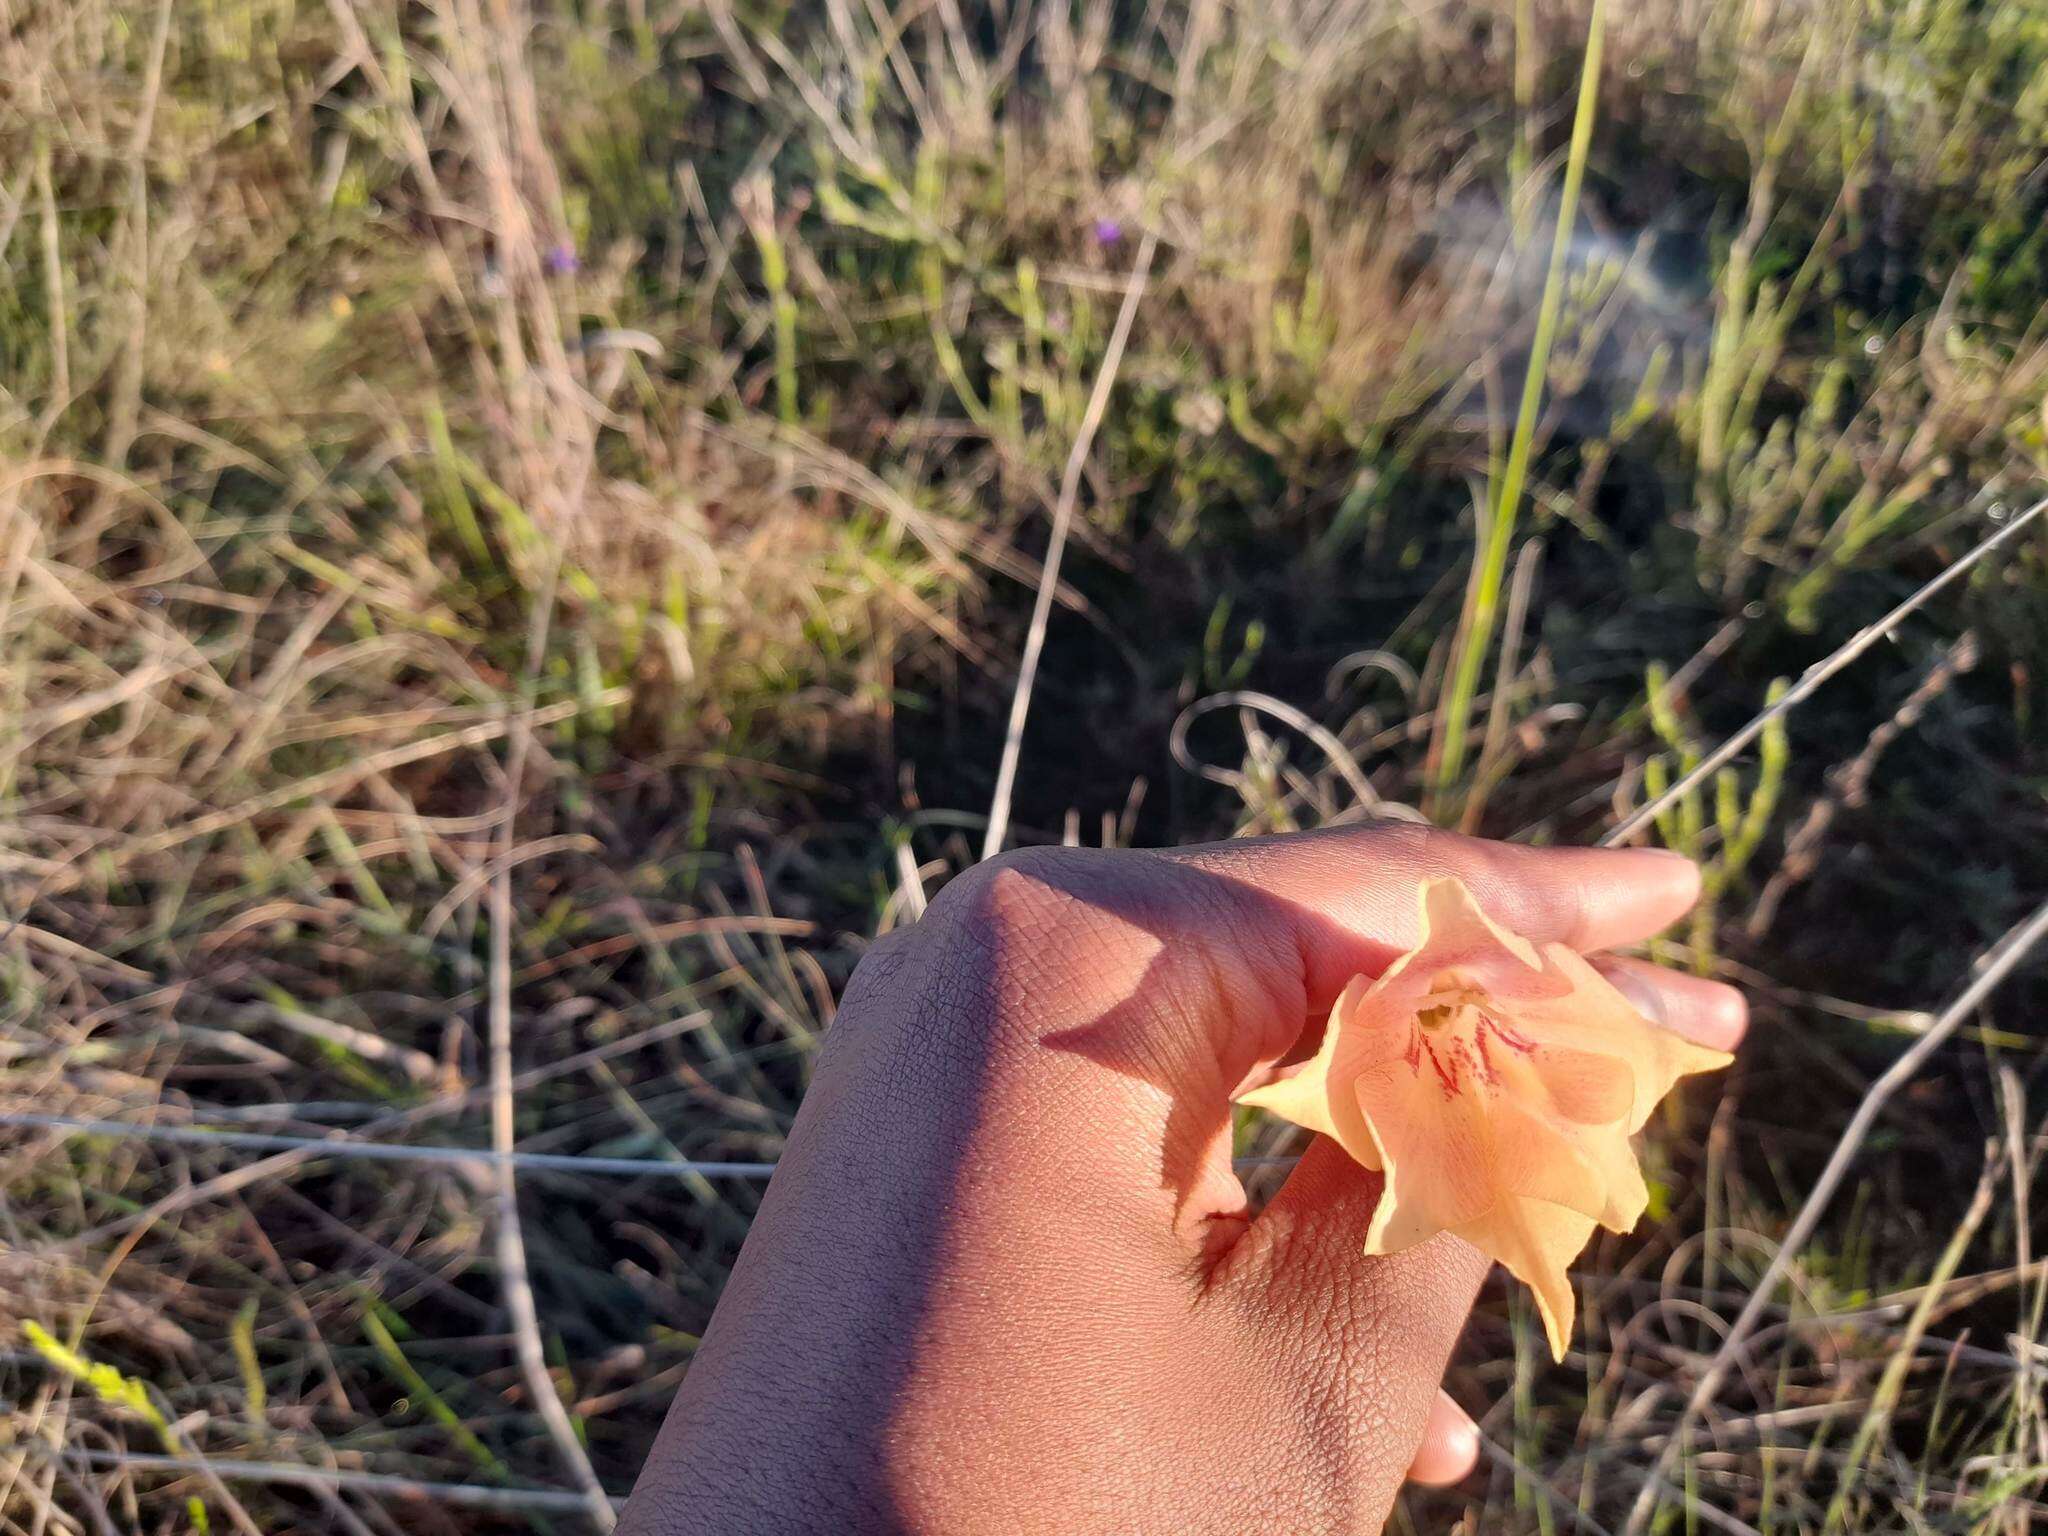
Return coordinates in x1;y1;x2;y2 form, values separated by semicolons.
1441;1412;1478;1463
1605;967;1669;1028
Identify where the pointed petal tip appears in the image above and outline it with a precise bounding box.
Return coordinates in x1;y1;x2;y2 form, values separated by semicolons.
1539;1300;1571;1363
1415;876;1546;974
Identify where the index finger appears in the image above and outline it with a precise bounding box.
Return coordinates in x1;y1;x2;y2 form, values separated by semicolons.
1162;821;1701;1007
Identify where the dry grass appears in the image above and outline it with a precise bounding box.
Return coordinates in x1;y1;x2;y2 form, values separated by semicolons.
3;1;2047;1531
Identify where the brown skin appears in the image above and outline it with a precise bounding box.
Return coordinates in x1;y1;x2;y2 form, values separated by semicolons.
621;824;1746;1535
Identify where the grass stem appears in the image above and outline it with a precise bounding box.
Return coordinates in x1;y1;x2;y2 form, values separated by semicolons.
1432;0;1608;806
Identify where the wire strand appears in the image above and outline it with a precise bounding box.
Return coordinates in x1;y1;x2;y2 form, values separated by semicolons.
0;1112;777;1179
0;1111;1305;1181
52;1447;625;1516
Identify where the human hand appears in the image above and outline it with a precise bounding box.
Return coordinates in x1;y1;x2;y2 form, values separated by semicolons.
621;824;1745;1535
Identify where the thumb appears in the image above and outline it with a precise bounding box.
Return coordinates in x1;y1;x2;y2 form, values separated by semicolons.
1217;1138;1491;1511
1407;1391;1482;1487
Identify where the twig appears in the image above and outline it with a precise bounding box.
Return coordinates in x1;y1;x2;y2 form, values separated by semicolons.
982;228;1159;859
238;1002;440;1086
1621;894;2048;1533
1606;494;2046;846
418;832;603;942
512;913;816;984
894;841;930;920
1747;629;1978;934
1464;535;1546;829
53;1449;624;1517
487;616;618;1530
46;1456;122;1536
1824;1136;2005;1525
486;752;616;1528
32;138;68;447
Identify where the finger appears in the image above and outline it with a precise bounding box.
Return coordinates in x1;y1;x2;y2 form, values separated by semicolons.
1163;822;1700;1009
915;834;1704;1245
1596;957;1749;1051
1405;1391;1480;1487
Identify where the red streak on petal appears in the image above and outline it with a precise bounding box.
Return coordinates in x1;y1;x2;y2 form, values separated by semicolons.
1482;1015;1537;1054
1421;1036;1459;1099
1474;1023;1502;1087
1404;1024;1423;1072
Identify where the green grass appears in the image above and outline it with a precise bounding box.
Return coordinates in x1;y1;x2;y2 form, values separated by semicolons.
4;1;2048;1531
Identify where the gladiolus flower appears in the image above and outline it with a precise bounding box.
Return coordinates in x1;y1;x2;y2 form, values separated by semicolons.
1239;876;1730;1359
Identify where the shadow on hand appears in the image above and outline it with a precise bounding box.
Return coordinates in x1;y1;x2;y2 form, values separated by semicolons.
622;834;1419;1534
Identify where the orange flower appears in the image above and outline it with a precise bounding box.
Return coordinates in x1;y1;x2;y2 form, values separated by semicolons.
1239;877;1730;1360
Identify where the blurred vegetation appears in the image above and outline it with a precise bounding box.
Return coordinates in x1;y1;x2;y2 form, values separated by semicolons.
2;0;2046;1530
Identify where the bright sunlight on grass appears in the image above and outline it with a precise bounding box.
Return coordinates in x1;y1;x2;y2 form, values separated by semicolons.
4;1;2048;1530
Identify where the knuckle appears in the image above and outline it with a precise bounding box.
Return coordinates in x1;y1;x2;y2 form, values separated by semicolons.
892;847;1126;1037
835;923;920;1009
1520;854;1596;947
930;845;1089;949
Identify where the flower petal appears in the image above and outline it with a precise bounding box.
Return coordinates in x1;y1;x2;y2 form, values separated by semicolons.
1230;872;1734;1370
1360;1073;1631;1359
1452;1197;1599;1361
1571;1120;1652;1233
1487;1097;1629;1226
1521;1044;1637;1126
1356;1059;1499;1250
1516;947;1734;1130
1406;878;1568;1000
1237;976;1386;1170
